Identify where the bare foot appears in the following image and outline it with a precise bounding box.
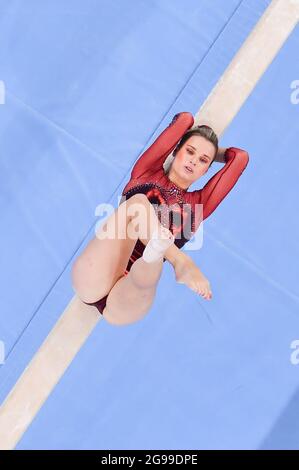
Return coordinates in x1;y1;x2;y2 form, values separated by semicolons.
142;225;175;263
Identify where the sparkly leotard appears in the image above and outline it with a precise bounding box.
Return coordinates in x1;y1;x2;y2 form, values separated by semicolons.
84;112;249;314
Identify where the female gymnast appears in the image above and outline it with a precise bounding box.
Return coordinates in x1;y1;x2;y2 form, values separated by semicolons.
71;112;249;326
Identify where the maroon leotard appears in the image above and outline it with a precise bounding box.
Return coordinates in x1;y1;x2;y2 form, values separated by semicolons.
84;112;249;314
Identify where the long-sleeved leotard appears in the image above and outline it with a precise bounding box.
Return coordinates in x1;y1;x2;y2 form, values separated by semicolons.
84;112;249;314
121;111;249;273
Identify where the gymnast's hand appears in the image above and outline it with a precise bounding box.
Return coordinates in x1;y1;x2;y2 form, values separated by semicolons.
173;255;212;300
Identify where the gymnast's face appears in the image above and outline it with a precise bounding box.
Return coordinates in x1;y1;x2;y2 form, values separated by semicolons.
171;135;215;188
